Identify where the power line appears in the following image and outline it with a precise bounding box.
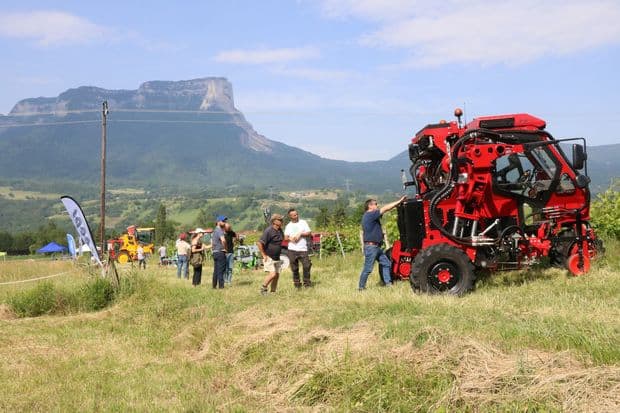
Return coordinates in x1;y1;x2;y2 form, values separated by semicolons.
0;119;245;128
0;120;100;128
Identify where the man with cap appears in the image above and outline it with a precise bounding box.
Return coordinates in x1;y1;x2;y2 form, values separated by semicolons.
258;213;285;295
175;232;191;279
211;215;228;289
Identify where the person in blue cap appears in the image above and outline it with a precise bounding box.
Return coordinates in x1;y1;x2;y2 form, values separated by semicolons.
211;215;228;289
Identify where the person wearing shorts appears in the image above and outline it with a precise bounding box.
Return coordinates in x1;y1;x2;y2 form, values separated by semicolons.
257;213;284;295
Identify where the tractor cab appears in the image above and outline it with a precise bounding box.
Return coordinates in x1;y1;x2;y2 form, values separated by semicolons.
136;227;155;245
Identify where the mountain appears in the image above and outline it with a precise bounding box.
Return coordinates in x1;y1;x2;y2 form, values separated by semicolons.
0;78;407;193
0;77;617;195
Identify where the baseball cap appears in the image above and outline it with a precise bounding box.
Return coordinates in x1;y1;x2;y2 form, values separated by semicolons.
216;215;228;222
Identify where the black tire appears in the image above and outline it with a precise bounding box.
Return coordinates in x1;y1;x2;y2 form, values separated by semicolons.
549;229;576;268
411;244;475;296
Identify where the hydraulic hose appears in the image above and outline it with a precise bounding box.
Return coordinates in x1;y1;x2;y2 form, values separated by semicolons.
428;128;503;245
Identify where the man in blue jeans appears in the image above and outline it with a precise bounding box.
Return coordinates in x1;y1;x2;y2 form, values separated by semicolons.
176;233;191;279
211;215;228;289
358;196;406;290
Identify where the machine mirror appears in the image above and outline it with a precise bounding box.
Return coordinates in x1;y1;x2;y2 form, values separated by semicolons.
575;174;591;188
572;144;586;170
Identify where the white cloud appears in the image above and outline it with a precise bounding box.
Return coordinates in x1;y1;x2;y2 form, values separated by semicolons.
270;66;354;81
320;0;620;66
0;10;110;46
214;47;321;64
319;0;434;22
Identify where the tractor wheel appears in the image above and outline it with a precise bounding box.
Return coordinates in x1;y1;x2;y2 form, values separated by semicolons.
411;244;475;296
552;237;604;271
117;251;131;264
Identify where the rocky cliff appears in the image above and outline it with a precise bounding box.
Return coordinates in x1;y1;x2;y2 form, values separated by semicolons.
7;77;274;153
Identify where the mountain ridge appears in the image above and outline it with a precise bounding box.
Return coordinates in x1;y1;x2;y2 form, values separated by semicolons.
0;77;617;193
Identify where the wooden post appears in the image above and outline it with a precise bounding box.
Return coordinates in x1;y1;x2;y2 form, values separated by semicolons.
100;101;108;256
335;231;345;258
359;229;364;253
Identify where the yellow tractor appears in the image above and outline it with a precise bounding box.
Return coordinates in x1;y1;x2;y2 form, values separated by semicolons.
107;225;155;264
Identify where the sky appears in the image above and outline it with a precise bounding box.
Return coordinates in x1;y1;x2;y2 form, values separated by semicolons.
1;0;619;161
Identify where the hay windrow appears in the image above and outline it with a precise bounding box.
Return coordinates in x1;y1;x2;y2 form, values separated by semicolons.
393;337;620;412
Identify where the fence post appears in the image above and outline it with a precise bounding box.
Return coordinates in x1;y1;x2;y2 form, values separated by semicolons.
359;230;364;253
335;231;345;257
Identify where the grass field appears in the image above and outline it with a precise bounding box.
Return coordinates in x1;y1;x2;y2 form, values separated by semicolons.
0;186;60;200
1;243;619;412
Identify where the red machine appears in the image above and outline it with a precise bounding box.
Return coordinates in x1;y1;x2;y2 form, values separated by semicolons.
391;109;602;295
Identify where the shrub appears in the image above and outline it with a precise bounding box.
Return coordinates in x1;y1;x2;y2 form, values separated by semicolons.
591;181;620;239
9;281;56;317
81;277;116;311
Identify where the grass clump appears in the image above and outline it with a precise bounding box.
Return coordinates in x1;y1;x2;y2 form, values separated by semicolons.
7;276;121;317
80;277;116;311
8;281;56;317
293;358;452;411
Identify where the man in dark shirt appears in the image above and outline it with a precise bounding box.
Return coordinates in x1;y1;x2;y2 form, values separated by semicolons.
223;222;238;286
258;213;284;295
358;196;406;290
211;215;228;289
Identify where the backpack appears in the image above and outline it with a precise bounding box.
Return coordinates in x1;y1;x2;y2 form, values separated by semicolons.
190;242;204;266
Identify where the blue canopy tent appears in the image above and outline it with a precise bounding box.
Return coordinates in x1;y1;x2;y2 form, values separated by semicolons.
37;242;68;254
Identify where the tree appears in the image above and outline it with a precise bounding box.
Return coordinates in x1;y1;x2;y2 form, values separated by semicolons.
315;206;330;229
0;231;14;252
331;202;347;228
194;208;211;228
155;204;168;245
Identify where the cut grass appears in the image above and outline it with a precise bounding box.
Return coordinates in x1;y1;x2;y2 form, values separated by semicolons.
0;247;619;411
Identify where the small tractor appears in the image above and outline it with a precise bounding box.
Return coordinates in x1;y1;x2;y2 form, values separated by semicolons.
107;225;156;264
391;109;602;295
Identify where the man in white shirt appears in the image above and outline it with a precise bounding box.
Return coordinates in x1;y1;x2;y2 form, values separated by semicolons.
284;208;313;288
175;233;191;279
158;245;167;266
137;245;146;269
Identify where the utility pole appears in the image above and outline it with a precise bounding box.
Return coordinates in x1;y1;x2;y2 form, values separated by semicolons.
100;101;108;255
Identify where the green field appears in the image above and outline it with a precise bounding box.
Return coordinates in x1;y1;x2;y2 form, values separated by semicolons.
1;244;619;412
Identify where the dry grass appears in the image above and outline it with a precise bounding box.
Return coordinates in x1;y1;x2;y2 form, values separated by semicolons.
0;251;619;411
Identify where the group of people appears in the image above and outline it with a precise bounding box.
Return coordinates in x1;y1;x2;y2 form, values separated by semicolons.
172;215;238;288
258;208;313;295
159;195;406;294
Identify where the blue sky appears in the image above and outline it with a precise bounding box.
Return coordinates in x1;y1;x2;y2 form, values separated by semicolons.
1;0;619;161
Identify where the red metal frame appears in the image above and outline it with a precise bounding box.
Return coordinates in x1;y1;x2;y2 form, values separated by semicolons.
391;112;599;281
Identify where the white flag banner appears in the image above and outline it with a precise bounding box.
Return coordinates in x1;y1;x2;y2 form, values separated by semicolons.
60;196;102;266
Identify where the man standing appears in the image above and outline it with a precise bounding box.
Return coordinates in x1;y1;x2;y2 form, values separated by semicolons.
223;222;238;286
176;233;191;279
358;196;406;290
137;245;146;269
158;244;167;266
258;214;284;295
284;208;313;288
211;215;228;289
